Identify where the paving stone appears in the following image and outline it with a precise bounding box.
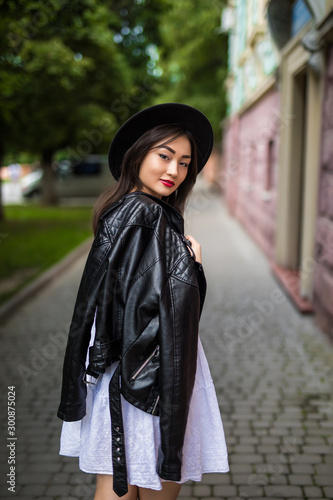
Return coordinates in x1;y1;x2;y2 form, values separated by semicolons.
315;463;333;473
323;454;333;463
20;485;47;496
239;484;264;497
289;474;314;485
291;464;314;474
304;486;324;497
305;437;327;445
229;454;263;464
61;462;81;473
253;463;288;474
295;454;323;464
257;445;279;454
289;428;307;436
193;485;211;497
25;462;62;473
314;474;333;486
201;473;230;485
303;445;332;454
260;436;280;445
35;497;58;500
270;429;288;436
70;481;96;497
230;464;253;473
55;497;87;500
1;497;32;500
265;485;303;497
44;484;72;496
235;427;254;436
17;472;52;484
240;437;258;444
213;485;237;496
323;486;333;497
253;421;271;428
225;436;237;445
233;445;256;453
51;472;70;484
231;474;254;485
178;485;192;496
254;429;268;436
268;475;288;485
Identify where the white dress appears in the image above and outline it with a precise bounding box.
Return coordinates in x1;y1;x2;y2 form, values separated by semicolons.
59;319;229;490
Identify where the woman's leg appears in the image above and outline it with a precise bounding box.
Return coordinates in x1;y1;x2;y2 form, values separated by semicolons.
94;474;138;500
138;482;181;500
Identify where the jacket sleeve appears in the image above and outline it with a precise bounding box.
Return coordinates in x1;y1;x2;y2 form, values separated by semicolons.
157;256;201;481
57;216;124;422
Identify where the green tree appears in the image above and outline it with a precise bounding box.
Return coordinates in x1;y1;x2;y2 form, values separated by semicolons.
107;0;170;120
156;0;228;139
0;0;133;207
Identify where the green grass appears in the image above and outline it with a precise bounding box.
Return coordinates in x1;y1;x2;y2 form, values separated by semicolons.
0;204;93;304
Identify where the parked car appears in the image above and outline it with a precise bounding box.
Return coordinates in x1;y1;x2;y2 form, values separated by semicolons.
72;155;102;175
20;169;43;198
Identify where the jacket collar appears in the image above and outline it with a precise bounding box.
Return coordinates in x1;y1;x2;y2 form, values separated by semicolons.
125;191;185;235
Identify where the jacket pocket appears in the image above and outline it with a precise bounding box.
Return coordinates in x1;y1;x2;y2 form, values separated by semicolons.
131;345;160;380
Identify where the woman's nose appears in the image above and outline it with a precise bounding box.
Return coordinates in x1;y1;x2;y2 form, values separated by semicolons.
166;160;178;176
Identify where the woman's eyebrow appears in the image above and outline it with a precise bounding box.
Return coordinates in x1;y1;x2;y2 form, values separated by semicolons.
157;145;191;158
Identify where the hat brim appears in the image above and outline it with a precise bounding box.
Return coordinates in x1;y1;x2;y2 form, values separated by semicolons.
108;103;214;181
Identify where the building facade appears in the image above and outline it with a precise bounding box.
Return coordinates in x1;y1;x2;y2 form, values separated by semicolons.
222;0;333;338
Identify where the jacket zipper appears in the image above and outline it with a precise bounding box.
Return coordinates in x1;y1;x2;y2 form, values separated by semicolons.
151;394;160;415
131;345;160;380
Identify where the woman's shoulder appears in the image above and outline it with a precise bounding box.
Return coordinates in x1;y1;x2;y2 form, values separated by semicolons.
96;192;165;241
99;191;184;240
101;192;163;224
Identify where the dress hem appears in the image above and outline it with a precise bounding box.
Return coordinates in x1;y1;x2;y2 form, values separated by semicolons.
78;465;230;490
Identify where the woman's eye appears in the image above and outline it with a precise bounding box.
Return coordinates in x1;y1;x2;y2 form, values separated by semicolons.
180;162;189;168
159;154;169;160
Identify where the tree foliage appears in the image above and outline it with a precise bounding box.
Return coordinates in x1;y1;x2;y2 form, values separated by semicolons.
155;0;228;139
1;1;132;161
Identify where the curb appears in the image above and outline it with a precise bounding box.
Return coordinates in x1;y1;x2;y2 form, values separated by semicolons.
0;237;93;322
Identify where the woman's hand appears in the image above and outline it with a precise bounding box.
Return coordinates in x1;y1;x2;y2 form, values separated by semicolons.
185;234;202;264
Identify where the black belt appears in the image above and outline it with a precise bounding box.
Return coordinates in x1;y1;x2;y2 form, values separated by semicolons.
108;363;128;497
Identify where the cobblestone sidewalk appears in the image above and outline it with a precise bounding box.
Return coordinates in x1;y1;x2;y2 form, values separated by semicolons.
0;186;332;500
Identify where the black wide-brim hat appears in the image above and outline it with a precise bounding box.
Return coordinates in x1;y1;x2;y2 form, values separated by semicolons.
108;103;214;181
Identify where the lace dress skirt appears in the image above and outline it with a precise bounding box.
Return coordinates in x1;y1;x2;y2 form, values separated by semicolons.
59;324;229;491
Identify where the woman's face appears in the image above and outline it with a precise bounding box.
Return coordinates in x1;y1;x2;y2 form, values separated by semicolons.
138;135;191;199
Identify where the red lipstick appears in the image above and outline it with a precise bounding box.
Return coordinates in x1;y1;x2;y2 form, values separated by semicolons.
160;179;175;187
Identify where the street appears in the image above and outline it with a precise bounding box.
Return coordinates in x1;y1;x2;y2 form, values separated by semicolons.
0;185;333;499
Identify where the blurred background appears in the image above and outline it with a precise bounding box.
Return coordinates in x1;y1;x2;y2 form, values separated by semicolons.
1;0;333;342
1;4;333;499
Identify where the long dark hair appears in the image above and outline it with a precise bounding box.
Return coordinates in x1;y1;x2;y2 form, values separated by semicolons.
92;124;198;234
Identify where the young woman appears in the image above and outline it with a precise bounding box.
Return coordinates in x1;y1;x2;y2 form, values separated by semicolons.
57;103;229;500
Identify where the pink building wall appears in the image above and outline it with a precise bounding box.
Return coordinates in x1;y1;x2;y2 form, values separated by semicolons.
222;89;280;259
313;46;333;339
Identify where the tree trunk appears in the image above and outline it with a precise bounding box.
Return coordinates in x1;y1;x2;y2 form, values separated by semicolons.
41;150;58;205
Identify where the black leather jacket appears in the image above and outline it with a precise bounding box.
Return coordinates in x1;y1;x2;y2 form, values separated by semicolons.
57;191;206;495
